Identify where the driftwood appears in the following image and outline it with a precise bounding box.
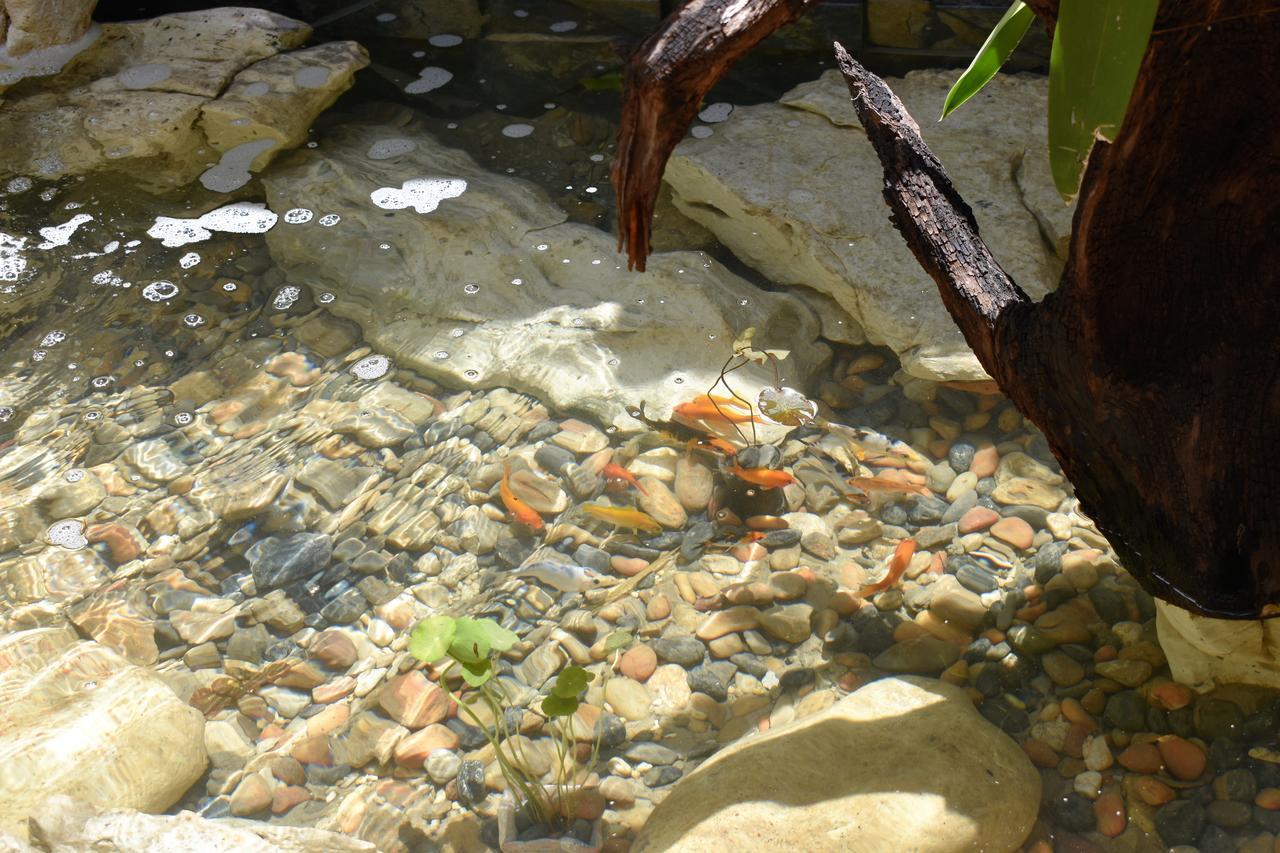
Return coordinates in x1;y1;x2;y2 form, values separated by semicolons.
614;0;1280;616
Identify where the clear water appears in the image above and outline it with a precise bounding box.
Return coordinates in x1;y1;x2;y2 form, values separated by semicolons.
0;3;1229;852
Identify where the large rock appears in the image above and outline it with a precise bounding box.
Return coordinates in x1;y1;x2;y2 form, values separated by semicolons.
1156;599;1280;691
633;676;1039;853
665;70;1073;381
0;628;208;839
261;114;827;429
27;796;375;852
0;8;368;190
1;0;95;57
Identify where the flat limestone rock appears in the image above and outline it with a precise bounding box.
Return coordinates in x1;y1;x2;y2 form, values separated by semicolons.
633;676;1039;853
28;796;376;852
261;116;828;430
0;630;208;840
665;69;1073;381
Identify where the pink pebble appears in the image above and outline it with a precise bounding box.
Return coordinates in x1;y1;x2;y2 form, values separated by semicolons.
957;507;999;534
611;555;649;577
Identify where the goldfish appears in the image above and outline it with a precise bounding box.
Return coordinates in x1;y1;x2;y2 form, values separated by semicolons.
602;462;647;494
686;436;739;457
515;561;607;593
672;400;767;425
857;538;917;597
581;503;663;534
847;475;932;498
501;464;545;531
626;402;708;445
691;393;752;411
728;463;796;489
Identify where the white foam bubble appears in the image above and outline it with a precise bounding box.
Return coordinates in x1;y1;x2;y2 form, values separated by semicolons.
36;213;93;249
46;519;87;550
698;102;733;123
284;208;313;224
318;214;341;227
4;177;32;194
370;177;468;214
118;62;171;89
294;66;332;89
405;67;452;94
199;138;277;193
179;252;201;268
351;354;390;380
367;138;417;160
40;330;65;347
0;232;27;282
147;202;278;247
550;21;578;32
272;285;301;310
428;34;463;47
501;123;534;139
142;280;179;302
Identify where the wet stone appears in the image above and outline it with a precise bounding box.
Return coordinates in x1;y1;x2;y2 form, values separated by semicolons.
456;759;486;804
948;442;976;473
653;635;705;668
952;557;1000;594
1104;690;1149;732
907;495;948;525
1007;624;1056;656
320;588;367;624
1053;792;1096;833
1034;541;1067;584
534;444;575;475
687;664;728;702
1214;768;1258;802
248;533;333;592
1196;698;1246;740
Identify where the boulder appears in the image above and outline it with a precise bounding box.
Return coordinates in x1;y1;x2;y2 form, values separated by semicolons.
27;796;375;852
0;628;207;839
0;8;368;190
633;676;1039;853
1;0;95;57
261;114;827;429
664;69;1073;381
1156;599;1280;691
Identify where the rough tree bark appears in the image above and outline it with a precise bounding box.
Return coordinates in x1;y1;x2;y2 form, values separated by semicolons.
614;0;1280;617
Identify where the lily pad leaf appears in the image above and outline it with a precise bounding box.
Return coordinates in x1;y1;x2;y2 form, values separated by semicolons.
448;617;519;664
940;1;1035;120
541;694;579;718
409;616;456;663
603;631;633;653
459;657;494;687
550;665;594;699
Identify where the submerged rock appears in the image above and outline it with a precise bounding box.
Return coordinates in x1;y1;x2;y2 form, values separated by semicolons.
0;629;207;839
634;676;1039;852
665;70;1071;381
261;116;827;428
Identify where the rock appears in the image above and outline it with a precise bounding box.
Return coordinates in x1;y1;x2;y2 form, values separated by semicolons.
637;478;687;529
229;773;273;817
957;506;999;534
604;677;653;722
620;645;658;682
990;517;1034;550
1041;651;1085;687
26;797;375;851
0;9;360;189
246;532;332;591
634;677;1039;852
1158;735;1207;781
990;478;1065;511
757;603;814;645
674;456;714;513
653;635;706;668
873;635;962;674
393;724;459;768
1095;659;1153;687
664;70;1068;381
426;749;461;785
310;630;357;669
1;0;95;57
1155;799;1205;846
378;671;448;729
927;575;986;632
1156;599;1280;691
261;117;826;429
0;630;207;839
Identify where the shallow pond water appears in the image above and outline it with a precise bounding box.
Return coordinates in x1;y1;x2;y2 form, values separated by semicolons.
2;3;1278;853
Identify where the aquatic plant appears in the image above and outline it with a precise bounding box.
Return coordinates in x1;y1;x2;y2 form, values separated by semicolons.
408;615;604;834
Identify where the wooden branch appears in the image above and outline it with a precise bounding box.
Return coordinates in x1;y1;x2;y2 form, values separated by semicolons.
831;42;1031;374
611;0;820;271
1021;0;1058;35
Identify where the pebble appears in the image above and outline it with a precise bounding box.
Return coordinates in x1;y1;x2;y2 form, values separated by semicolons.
957;507;999;534
427;749;462;784
1155;800;1205;846
605;677;653;721
229;773;273;816
637;477;687;528
1094;659;1152;687
1158;735;1208;780
620;645;658;681
378;671;449;729
1041;651;1084;686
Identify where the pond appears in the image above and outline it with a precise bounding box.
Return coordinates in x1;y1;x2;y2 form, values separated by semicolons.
0;2;1270;852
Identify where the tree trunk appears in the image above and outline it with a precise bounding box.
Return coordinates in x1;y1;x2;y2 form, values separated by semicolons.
614;0;1280;617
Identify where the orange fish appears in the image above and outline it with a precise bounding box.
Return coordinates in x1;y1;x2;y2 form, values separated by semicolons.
602;462;647;495
857;538;917;597
672;400;767;425
501;464;545;531
581;504;663;534
847;475;932;498
728;464;796;489
686;436;739;457
691;393;752;411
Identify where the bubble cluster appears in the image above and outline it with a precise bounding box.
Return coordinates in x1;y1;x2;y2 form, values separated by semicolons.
90;375;114;388
272;285;301;310
0;407;12;422
40;330;66;347
64;469;85;483
174;411;193;425
182;313;205;327
284;208;313;224
46;519;87;550
351;354;390;380
221;281;238;292
179;252;201;268
142;280;179;302
463;283;479;294
318;292;335;304
318;214;341;227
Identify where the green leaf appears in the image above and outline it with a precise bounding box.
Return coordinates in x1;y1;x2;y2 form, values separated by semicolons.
550;665;594;699
940;1;1035;120
459;657;494;687
1048;0;1158;198
603;631;633;653
448;617;519;664
409;616;456;663
541;694;580;718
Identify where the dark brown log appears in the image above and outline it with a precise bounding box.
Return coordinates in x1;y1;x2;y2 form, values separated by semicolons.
611;0;820;271
834;0;1280;618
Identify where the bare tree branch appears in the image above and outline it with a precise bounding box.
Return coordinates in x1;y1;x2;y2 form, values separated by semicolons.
611;0;820;271
832;42;1031;371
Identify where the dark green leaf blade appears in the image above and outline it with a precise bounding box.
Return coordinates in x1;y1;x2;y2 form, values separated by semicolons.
940;1;1035;120
459;657;494;687
550;665;594;698
1048;0;1158;198
409;616;456;663
541;694;579;718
